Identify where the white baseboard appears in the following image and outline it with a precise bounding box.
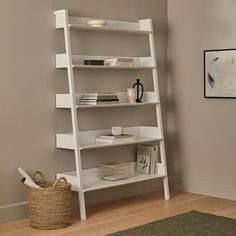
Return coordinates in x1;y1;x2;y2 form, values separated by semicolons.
170;176;236;201
0;201;28;210
0;179;163;223
0;201;29;224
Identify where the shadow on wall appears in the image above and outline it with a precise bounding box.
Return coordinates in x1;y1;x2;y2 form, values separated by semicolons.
203;0;236;47
166;24;184;189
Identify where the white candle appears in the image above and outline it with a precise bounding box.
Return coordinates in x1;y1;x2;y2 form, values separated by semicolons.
127;88;136;103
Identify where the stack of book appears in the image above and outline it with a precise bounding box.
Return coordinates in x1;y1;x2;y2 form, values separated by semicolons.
79;93;119;105
104;57;134;67
136;145;159;175
96;134;135;144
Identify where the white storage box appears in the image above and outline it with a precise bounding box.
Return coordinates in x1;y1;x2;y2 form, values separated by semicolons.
98;162;131;181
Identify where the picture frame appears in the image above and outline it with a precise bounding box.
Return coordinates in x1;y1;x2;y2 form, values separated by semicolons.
204;48;236;98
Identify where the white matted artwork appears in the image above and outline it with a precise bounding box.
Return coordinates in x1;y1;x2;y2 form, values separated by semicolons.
204;49;236;98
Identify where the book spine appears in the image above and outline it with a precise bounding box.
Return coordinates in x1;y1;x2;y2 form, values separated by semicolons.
97;96;118;100
96;99;119;102
155;145;159;174
97;101;119;104
84;93;117;97
150;148;155;175
84;60;104;65
96;137;135;143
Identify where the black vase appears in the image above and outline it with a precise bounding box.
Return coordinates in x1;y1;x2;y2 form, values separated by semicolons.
133;79;144;103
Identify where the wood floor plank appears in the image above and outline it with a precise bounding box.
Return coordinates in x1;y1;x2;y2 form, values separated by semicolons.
1;191;236;236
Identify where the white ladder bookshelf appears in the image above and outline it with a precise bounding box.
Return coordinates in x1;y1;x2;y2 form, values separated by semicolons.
54;9;170;221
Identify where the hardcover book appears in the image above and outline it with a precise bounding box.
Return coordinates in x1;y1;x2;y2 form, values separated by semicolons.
136;145;159;175
136;145;152;174
96;134;135;143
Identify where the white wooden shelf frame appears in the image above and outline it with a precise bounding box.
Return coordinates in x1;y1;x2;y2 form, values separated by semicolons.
56;92;159;109
55;14;153;34
57;162;166;192
56;54;156;69
56;126;163;150
54;9;170;221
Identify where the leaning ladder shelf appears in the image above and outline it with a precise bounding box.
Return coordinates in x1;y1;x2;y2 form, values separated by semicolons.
54;9;170;221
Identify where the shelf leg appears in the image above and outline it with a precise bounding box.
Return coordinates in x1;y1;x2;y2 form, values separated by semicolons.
163;176;170;200
61;9;87;220
159;139;170;201
148;23;170;201
78;190;86;220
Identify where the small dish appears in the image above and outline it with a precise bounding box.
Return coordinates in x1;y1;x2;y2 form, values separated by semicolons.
88;19;107;27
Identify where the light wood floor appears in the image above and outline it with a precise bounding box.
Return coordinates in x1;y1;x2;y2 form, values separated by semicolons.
1;191;236;236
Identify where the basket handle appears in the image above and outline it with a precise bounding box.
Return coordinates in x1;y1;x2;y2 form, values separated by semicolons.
52;177;68;191
33;171;44;182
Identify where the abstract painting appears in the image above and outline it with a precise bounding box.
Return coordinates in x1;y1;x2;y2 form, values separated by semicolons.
204;49;236;98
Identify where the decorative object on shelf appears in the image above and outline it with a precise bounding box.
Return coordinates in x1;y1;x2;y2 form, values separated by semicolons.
84;59;104;65
79;93;119;105
136;145;159;175
96;133;135;144
98;162;131;181
127;88;136;103
204;48;236;98
133;79;144;103
17;167;41;189
87;19;107;27
104;57;134;66
112;126;123;136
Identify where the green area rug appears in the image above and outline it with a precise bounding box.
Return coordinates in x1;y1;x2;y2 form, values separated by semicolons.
108;210;236;236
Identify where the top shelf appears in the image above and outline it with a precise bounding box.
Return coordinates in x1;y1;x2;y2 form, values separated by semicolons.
55;10;153;34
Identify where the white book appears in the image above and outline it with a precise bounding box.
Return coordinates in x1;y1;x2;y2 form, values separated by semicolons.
136;145;152;174
154;145;159;174
99;134;134;140
83;93;117;97
105;61;134;67
96;135;135;143
136;145;159;175
150;147;155;175
105;57;134;63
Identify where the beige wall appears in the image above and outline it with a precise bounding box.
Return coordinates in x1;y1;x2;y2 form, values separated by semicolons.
0;0;167;223
167;0;236;199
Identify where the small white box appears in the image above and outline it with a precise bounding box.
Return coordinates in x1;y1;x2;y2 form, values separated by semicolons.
98;162;131;181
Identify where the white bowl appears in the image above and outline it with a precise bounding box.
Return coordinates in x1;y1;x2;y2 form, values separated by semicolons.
88;19;107;27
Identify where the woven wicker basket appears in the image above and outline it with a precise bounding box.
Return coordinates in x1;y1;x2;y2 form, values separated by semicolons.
27;171;71;230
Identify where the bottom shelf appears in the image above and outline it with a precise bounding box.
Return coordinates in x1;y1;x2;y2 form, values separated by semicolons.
57;162;166;192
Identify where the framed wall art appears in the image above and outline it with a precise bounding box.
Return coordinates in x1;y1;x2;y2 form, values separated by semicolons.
204;48;236;98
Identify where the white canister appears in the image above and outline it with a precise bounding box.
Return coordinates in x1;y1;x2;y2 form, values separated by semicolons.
112;126;123;136
127;88;136;103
